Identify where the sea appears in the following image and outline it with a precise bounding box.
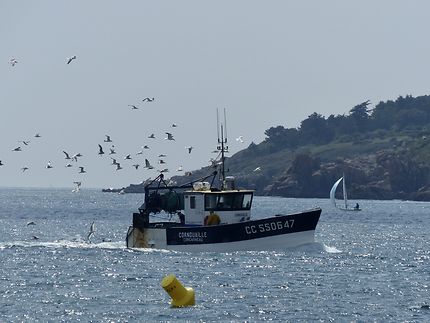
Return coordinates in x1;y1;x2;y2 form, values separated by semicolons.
0;188;429;322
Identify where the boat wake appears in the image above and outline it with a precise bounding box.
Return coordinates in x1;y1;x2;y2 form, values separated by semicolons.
289;242;342;253
0;239;125;250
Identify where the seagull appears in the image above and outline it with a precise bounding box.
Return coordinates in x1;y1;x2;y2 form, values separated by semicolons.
63;151;71;159
158;154;167;157
109;146;116;155
65;163;73;168
72;153;83;162
185;171;193;176
159;159;166;164
46;161;53;169
253;166;262;172
132;164;140;170
177;165;183;172
171;123;178;128
9;58;18;66
104;135;112;143
34;133;41;138
128;105;138;110
116;163;123;171
164;132;175;141
67;55;77;64
87;221;95;242
124;154;131;160
27;221;36;226
143;145;150;149
236;136;244;143
144;159;154;169
98;144;105;156
72;181;81;192
159;168;169;173
111;158;119;165
142;97;155;102
21;166;29;172
12;147;22;152
78;166;86;174
32;235;40;240
185;146;193;154
0;160;3;166
148;134;155;139
20;140;30;146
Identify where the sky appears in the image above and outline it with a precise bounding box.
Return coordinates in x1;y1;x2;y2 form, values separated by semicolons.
2;1;430;188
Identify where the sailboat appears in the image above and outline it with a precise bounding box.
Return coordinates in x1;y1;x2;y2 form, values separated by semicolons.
330;175;361;211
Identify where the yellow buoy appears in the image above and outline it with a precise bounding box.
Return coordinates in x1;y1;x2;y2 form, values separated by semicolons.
161;274;195;307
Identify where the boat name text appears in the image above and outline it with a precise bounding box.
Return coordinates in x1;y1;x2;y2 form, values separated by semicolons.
245;220;294;235
178;231;207;242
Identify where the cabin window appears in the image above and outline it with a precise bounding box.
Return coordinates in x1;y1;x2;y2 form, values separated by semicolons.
205;194;217;210
204;192;253;211
242;193;252;209
190;196;196;209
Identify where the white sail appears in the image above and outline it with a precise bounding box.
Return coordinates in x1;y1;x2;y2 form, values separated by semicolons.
342;174;348;209
330;177;343;208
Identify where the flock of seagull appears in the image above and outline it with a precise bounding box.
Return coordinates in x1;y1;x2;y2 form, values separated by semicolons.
5;55;251;192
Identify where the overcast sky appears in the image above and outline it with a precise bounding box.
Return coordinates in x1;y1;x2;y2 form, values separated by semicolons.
2;1;430;188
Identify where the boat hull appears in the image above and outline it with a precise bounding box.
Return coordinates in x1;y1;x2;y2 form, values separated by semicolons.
126;208;321;252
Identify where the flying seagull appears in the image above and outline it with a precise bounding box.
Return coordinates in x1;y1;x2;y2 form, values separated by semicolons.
109;146;116;155
164;132;175;141
46;161;53;169
236;136;244;143
78;166;86;174
132;164;140;170
12;147;22;152
148;134;155;139
104;135;112;143
67;55;77;64
177;165;183;172
27;221;36;226
0;160;3;166
144;159;154;169
142;97;155;102
171;123;178;128
116;163;123;171
63;151;71;159
34;133;41;138
185;146;193;154
72;181;81;192
20;140;30;146
253;166;262;172
21;166;29;172
124;154;131;160
98;144;105;156
65;163;73;168
72;153;83;162
87;221;95;243
9;58;18;67
128;105;138;110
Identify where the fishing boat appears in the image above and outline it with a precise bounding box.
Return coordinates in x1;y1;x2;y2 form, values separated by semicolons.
125;113;322;252
329;175;361;211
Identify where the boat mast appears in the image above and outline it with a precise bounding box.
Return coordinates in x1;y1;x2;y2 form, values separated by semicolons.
343;173;348;209
217;108;228;187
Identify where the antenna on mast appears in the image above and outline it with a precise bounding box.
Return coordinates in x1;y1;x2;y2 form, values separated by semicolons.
215;108;228;187
216;108;220;142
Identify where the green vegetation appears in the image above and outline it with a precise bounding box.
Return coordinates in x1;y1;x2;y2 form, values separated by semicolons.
174;95;430;200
